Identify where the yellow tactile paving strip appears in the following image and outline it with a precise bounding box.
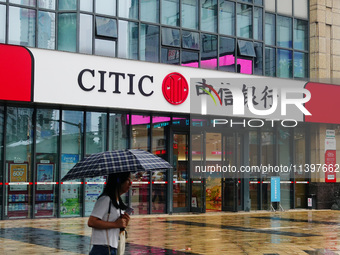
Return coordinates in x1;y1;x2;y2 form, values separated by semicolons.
0;210;339;254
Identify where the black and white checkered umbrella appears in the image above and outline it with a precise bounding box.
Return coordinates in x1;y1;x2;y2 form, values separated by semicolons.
61;149;172;182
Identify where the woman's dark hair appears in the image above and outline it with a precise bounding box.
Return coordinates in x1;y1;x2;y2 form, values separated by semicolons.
99;172;130;210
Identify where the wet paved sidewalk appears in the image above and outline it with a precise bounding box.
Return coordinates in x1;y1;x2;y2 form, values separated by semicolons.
0;210;340;254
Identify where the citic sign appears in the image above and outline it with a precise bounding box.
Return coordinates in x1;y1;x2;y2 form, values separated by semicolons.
78;69;189;105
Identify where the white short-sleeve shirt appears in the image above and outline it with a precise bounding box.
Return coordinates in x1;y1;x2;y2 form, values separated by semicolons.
90;195;120;248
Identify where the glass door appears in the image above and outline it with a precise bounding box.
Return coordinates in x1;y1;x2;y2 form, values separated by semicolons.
172;133;189;212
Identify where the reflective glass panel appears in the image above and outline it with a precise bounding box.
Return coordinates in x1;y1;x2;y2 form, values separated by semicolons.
201;0;217;33
162;27;180;47
161;0;179;26
219;36;235;72
254;7;263;40
182;0;198;30
265;13;275;46
0;5;5;43
277;49;292;78
237;3;252;39
95;0;116;16
254;42;263;75
294;52;307;79
95;17;117;39
38;11;56;50
265;46;275;76
57;13;76;52
79;14;93;54
9;6;36;47
219;1;235;36
161;47;180;65
118;21;138;60
35;109;59;218
60;110;83;217
141;0;159;23
10;0;36;6
119;0;138;19
277;16;292;48
294;19;308;51
80;0;93;12
109;113;128;150
95;39;116;57
39;0;56;9
181;50;198;68
182;31;199;50
238;40;256;57
201;34;217;70
140;24;160;62
58;0;76;10
5;107;34;219
237;58;252;74
130;115;150;151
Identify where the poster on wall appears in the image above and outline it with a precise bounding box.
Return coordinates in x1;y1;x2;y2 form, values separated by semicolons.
60;154;80;216
9;163;28;191
85;176;105;215
37;163;54;190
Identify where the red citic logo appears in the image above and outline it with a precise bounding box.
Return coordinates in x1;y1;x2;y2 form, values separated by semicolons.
162;72;188;105
0;44;33;102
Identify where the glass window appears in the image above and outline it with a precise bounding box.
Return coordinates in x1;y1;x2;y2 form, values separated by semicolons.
109;113;128;150
0;5;5;43
277;49;292;78
131;115;150;150
201;34;217;70
277;16;292;48
265;46;275;76
239;0;252;3
141;0;159;23
237;58;252;74
80;0;92;12
58;13;76;52
261;130;274;210
58;0;76;10
277;0;292;16
84;111;107;216
201;0;217;33
140;24;160;62
294;52;307;79
254;7;263;40
181;50;198;67
9;6;36;47
265;13;275;46
95;39;116;57
60;110;83;218
238;40;256;57
10;0;36;6
265;0;275;12
294;19;308;51
5;107;34;219
35;109;59;218
39;0;56;9
182;31;199;50
219;1;235;36
237;3;252;39
161;0;179;26
95;0;116;16
294;0;308;19
38;11;56;50
79;14;93;54
162;27;180;47
119;0;138;19
254;42;263;75
254;0;263;5
95;17;117;39
118;20;138;60
182;0;198;30
249;131;258;210
219;36;235;72
161;47;180;65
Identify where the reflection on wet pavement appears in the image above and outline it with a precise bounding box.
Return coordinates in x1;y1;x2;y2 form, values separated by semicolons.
0;210;339;254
